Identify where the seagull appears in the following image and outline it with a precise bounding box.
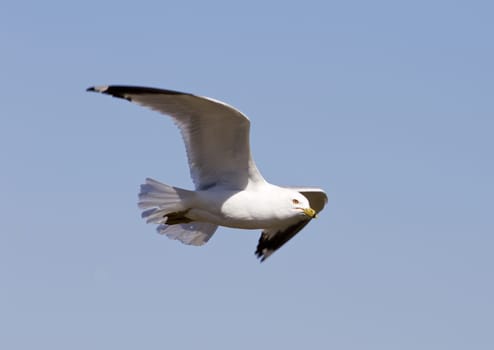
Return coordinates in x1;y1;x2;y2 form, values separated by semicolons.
87;85;327;261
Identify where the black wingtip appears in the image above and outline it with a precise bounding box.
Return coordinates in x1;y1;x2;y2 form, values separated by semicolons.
87;85;192;96
85;85;132;101
86;86;109;93
86;85;193;102
255;252;269;263
255;245;270;263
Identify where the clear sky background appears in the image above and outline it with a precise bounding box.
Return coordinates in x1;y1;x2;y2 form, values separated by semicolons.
1;1;493;349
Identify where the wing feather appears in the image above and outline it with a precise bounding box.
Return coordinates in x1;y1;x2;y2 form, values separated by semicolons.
255;188;327;261
255;220;311;262
87;85;265;190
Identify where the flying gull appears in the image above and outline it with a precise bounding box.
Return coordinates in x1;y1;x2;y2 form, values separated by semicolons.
87;85;327;261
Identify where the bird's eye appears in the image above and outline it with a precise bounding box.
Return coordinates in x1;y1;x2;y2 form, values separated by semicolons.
292;199;300;205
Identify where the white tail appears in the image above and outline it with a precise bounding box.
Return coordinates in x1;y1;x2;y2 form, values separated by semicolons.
157;222;218;246
138;178;218;245
138;178;188;214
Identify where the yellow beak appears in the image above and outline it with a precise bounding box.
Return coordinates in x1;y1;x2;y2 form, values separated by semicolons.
303;207;317;219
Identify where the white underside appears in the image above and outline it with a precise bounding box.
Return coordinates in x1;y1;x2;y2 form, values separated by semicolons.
139;178;308;245
187;183;307;229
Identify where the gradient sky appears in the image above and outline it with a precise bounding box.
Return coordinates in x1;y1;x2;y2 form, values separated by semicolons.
1;1;493;349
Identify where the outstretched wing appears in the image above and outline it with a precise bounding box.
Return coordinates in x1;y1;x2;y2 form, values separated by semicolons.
87;85;265;190
255;188;327;261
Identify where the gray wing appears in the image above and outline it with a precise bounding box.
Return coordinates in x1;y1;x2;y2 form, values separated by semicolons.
87;85;266;190
255;188;328;261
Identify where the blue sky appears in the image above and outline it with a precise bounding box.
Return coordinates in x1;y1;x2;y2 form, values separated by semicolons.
1;1;493;349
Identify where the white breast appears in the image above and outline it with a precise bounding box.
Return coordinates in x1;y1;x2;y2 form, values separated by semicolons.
186;185;297;230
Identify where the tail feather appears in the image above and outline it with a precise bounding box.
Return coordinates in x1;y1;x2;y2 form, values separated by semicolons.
141;208;169;224
157;222;218;246
138;178;218;246
138;178;189;211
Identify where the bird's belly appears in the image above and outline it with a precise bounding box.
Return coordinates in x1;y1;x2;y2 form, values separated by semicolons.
187;208;276;229
187;190;295;230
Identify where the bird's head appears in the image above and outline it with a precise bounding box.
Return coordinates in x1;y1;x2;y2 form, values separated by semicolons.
289;191;317;219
